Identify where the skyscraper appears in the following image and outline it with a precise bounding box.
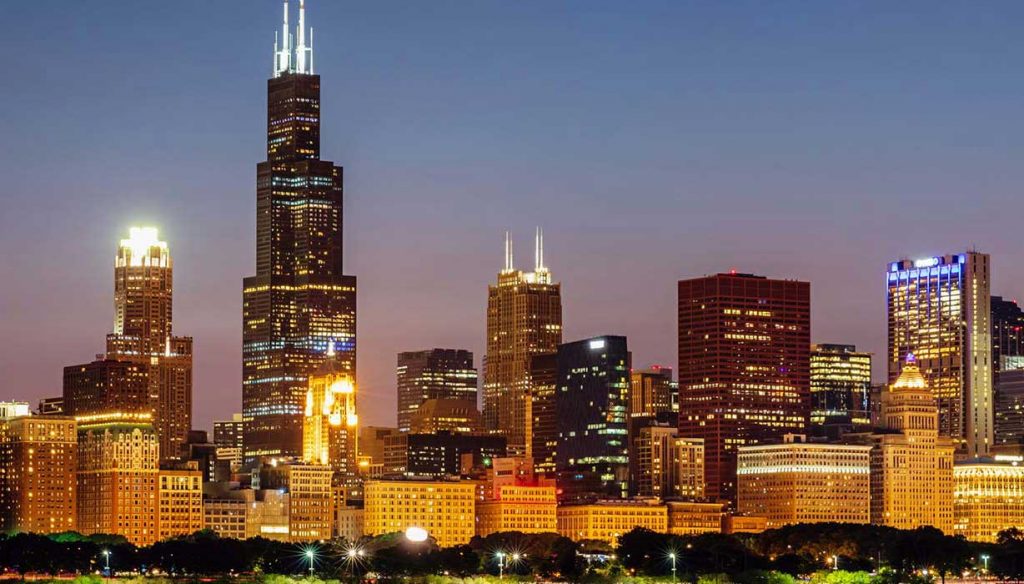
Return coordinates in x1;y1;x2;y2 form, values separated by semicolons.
870;354;955;532
106;227;193;461
484;230;562;456
887;253;993;457
396;349;478;433
243;1;357;462
809;344;872;429
528;353;559;477
992;296;1024;373
678;272;811;503
629;367;675;420
0;415;77;534
555;335;631;498
62;227;192;462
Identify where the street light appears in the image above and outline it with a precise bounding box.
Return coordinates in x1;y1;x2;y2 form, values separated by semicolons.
981;554;990;572
102;550;111;574
496;551;506;580
668;552;677;580
832;555;839;571
305;549;316;576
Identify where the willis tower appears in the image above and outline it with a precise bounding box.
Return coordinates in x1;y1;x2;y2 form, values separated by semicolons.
243;0;356;462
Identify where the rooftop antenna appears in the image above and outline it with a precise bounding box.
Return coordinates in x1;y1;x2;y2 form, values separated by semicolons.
534;227;546;272
296;0;310;74
504;231;514;273
274;1;291;76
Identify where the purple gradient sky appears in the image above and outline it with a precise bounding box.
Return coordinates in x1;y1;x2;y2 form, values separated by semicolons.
2;1;1024;432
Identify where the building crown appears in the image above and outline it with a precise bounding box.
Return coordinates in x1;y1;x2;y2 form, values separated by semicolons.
892;353;927;391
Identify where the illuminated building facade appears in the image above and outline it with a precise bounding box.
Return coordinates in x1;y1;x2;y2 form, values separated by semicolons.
666;501;727;536
363;480;476;547
397;349;478;433
0;416;77;534
213;413;244;450
630;367;674;419
630;426;704;499
105;227;193;461
556;336;631;498
736;435;871;528
302;356;357;477
243;1;357;462
870;355;955;532
953;458;1024;542
157;462;203;540
476;485;558;536
203;493;251;540
556;500;667;545
0;402;30;419
678;273;811;502
76;423;159;546
887;253;993;457
63;360;154;424
484;230;562;456
286;464;335;541
409;398;482;434
528;353;559;477
810;344;872;429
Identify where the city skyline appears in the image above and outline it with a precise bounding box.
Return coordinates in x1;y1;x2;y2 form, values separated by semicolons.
6;1;1024;433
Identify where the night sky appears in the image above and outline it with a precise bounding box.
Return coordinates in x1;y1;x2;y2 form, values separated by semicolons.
3;1;1024;432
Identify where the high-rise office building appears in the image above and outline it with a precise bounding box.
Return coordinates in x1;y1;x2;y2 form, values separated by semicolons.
630;425;704;500
528;353;559;477
630;367;674;419
870;355;955;532
556;336;630;498
0;416;77;534
484;230;562;456
76;422;160;546
809;344;872;429
408;398;483;434
63;359;154;423
106;227;193;461
995;370;1024;452
213;413;245;450
243;1;357;462
63;227;192;462
302;354;357;478
396;349;478;433
678;272;811;502
992;296;1024;374
887;253;993;458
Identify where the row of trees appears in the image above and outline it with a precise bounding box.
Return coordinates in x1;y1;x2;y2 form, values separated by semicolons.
0;523;1008;581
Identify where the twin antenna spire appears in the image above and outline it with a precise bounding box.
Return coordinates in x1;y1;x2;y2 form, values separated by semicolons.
503;228;547;274
274;0;314;77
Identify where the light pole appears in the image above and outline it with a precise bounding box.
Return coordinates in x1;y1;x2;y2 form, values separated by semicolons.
102;550;111;574
496;551;505;580
982;554;990;572
306;549;315;576
832;555;839;571
669;552;677;580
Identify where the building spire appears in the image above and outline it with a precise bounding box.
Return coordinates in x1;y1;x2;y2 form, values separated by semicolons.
274;0;314;77
504;231;514;273
534;227;546;272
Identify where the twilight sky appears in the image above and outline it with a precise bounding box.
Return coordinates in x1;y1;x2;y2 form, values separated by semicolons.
2;1;1024;432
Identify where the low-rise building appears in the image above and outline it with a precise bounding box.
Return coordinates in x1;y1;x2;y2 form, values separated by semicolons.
157;462;203;539
557;499;667;545
203;491;251;540
364;480;476;547
723;514;768;534
954;458;1024;542
476;484;557;536
737;435;871;528
666;501;726;535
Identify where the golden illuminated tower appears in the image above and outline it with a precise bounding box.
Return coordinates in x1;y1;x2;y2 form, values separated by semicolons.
870;354;955;532
303;350;357;478
484;229;562;456
63;227;192;462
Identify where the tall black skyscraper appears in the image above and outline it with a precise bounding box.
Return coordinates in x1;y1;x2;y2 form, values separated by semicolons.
243;1;356;462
